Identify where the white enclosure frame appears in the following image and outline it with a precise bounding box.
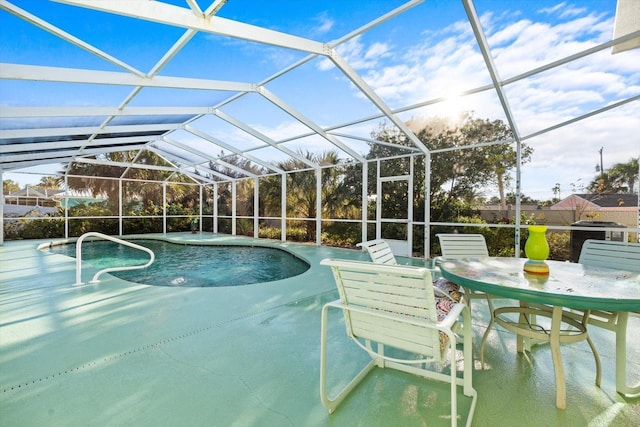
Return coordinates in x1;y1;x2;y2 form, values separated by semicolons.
1;0;639;250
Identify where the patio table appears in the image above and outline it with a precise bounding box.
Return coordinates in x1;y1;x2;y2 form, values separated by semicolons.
439;257;640;409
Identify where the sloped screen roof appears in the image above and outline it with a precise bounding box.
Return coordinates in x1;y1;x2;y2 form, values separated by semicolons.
1;0;638;191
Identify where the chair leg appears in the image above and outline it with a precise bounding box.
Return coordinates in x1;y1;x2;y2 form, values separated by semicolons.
320;302;477;425
320;304;376;413
461;306;478;427
449;336;458;427
461;306;474;397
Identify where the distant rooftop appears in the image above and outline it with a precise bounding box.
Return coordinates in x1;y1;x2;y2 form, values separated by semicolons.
568;193;637;207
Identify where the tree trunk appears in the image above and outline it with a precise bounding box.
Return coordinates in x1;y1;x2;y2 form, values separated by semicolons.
497;171;506;210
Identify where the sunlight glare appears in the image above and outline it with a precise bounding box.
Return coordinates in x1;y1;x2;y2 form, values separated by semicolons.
438;94;467;123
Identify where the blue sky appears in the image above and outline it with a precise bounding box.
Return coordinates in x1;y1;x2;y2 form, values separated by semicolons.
1;0;639;200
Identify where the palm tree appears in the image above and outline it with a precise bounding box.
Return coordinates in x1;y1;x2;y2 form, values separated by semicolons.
209;153;267;220
608;157;639;193
258;174;283;218
36;176;60;190
274;150;348;241
588;157;638;194
64;150;194;213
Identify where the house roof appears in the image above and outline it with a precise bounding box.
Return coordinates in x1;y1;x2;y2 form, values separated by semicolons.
5;186;64;198
555;193;638;209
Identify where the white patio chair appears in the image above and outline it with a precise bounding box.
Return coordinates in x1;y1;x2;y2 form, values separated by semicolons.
574;239;640;396
357;239;462;301
435;233;490;260
434;234;494;313
356;239;398;265
319;258;477;427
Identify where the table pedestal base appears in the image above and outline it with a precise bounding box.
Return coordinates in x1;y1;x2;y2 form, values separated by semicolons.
480;304;602;409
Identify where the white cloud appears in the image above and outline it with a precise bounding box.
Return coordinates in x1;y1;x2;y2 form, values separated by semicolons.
339;36;388;70
365;42;391;60
319;2;639;198
561;7;589;18
313;12;334;35
488;19;532;47
551;3;588;19
254;120;311;141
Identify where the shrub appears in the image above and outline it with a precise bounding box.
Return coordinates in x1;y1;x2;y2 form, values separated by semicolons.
547;231;570;261
322;222;360;247
258;226;281;240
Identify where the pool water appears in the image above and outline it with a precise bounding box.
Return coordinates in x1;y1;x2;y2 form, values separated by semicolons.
47;240;310;287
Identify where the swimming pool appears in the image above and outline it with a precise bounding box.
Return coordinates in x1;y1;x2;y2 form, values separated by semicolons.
46;239;310;287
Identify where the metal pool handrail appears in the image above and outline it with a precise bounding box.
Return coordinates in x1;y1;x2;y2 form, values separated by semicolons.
75;232;155;285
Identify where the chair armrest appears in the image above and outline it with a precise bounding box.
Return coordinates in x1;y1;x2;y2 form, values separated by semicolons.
325;299;466;331
438;302;466;329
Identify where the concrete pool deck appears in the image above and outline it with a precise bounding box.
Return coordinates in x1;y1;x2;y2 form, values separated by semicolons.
1;233;639;426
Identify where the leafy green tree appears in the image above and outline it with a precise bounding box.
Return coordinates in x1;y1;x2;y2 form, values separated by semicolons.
457;116;533;209
3;179;20;194
365;114;532;225
488;193;539;205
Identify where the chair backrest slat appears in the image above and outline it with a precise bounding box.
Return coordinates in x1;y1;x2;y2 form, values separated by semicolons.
578;239;640;272
321;258;442;358
437;234;489;258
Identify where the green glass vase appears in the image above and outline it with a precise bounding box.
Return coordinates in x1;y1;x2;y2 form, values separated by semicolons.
524;225;550;275
525;225;549;261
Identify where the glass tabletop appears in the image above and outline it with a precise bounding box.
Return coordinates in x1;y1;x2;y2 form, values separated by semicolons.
439;257;640;311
